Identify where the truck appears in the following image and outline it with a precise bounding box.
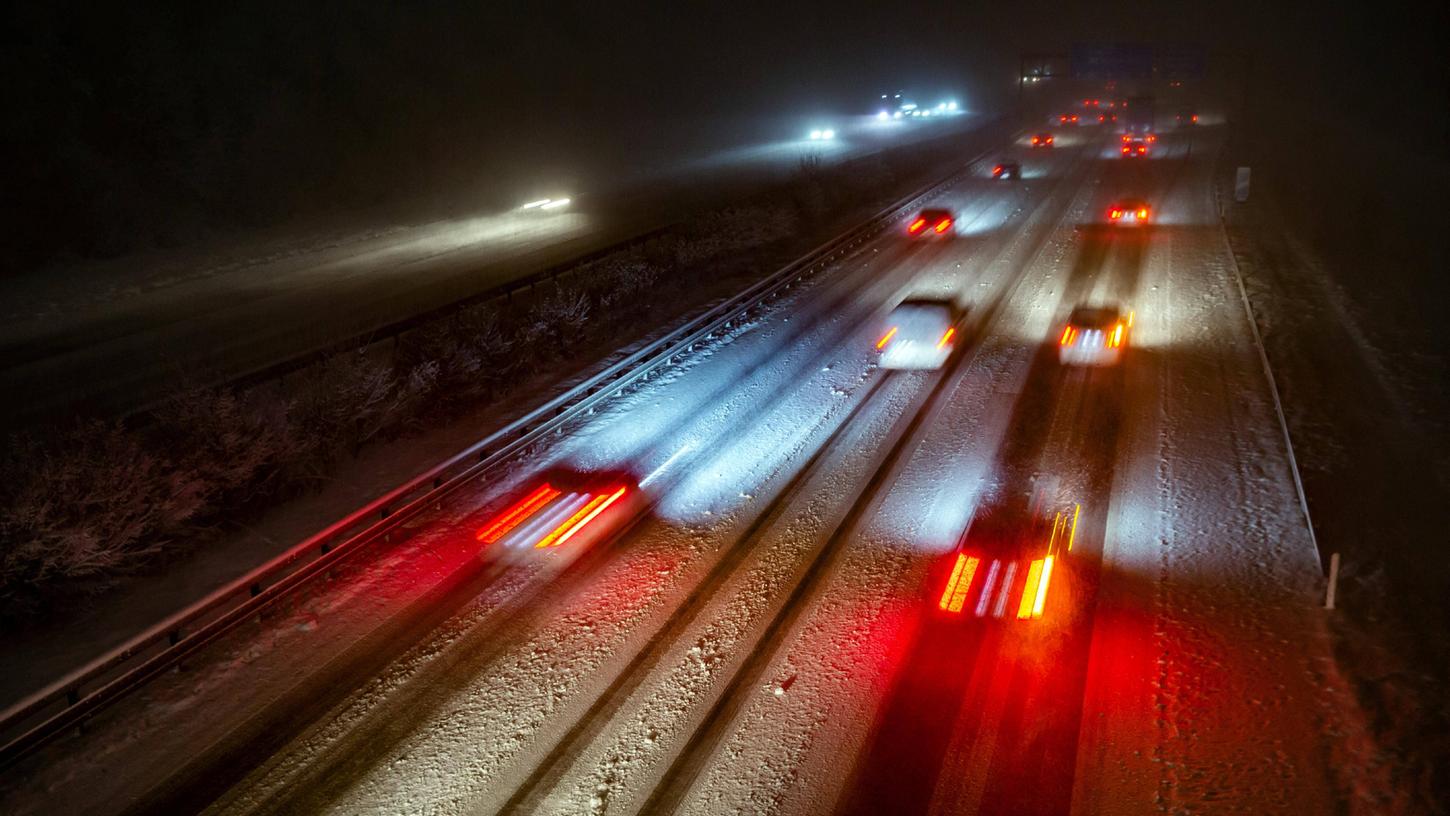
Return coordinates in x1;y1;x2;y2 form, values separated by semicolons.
1124;95;1155;134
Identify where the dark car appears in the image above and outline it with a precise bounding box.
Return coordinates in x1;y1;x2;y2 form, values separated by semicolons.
1058;305;1131;366
1107;198;1151;226
907;208;955;238
992;161;1022;180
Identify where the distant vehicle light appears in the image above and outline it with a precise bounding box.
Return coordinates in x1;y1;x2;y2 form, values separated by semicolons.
823;129;835;139
947;101;958;110
877;111;889;120
934;218;952;233
876;326;899;349
539;197;571;210
908;218;927;235
809;129;823;140
937;327;956;349
893;111;903;118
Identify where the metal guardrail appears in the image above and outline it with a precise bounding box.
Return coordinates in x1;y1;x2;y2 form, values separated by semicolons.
0;134;1008;768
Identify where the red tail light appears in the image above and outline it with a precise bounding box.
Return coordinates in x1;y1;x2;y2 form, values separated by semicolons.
1016;555;1054;620
993;164;1003;174
934;218;952;233
1060;326;1077;346
939;554;980;613
1108;323;1124;348
476;483;561;543
1109;208;1122;219
534;486;628;548
876;326;898;350
908;218;926;234
937;327;955;349
1137;208;1148;219
1192;114;1199;123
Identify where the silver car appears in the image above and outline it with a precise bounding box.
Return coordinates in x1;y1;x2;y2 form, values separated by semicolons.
877;298;959;370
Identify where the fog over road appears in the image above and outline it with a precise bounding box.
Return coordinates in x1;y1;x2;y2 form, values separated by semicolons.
0;112;981;429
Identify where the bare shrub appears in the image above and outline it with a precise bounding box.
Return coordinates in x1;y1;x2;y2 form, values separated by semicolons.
151;385;295;507
0;424;197;613
526;288;592;357
289;350;404;470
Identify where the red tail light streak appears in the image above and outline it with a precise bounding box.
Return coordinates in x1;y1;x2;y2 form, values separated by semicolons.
934;218;952;233
476;483;561;543
876;326;899;350
937;327;956;349
535;486;628;548
1016;555;1054;619
908;218;927;235
938;554;980;613
476;482;629;549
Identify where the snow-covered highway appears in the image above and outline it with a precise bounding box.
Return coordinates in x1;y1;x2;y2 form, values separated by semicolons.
0;123;1353;816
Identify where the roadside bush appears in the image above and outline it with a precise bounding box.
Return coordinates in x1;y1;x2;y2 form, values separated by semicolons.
526;288;592;359
0;424;196;613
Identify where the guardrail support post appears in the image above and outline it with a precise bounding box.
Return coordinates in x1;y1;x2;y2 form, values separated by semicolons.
1325;552;1341;610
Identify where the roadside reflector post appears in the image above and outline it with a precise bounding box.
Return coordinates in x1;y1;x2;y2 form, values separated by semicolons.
1234;166;1251;203
1325;552;1341;610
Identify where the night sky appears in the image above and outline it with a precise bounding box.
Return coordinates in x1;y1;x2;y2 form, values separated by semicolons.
2;1;1444;273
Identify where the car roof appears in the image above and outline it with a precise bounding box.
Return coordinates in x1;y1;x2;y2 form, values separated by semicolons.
891;298;958;321
1067;306;1122;327
917;208;952;218
1113;197;1149;207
